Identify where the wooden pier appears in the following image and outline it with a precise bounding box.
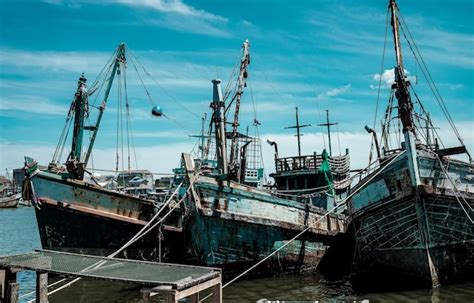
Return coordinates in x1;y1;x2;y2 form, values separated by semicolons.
0;250;222;303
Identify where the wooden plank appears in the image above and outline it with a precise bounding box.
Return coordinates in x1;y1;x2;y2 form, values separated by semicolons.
173;276;221;300
2;269;16;303
212;282;222;303
189;293;199;303
36;273;48;303
0;269;5;299
9;282;19;303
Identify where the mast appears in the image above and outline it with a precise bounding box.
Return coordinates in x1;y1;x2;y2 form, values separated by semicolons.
389;0;421;186
228;40;250;173
210;79;228;175
318;109;338;156
68;73;88;163
83;43;126;166
285;107;311;156
189;113;208;161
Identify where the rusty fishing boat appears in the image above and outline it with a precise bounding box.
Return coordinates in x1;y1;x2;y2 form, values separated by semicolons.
349;0;474;289
178;40;351;275
23;43;182;261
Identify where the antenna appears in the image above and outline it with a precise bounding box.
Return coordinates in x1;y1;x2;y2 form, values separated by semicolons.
285;107;311;156
318;110;338;156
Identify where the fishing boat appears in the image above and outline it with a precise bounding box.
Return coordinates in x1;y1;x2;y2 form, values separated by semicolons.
0;194;21;209
349;0;474;288
179;40;351;276
0;172;21;208
22;40;351;277
22;43;182;261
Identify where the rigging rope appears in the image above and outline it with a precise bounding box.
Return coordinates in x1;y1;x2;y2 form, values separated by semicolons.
247;77;266;183
123;61;132;171
119;64;125;174
396;11;466;152
128;51;201;119
369;7;389;166
410;82;446;149
115;70;121;174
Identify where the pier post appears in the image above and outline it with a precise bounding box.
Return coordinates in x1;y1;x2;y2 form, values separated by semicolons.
140;289;151;303
165;293;177;303
212;283;221;303
8;283;19;303
189;293;198;303
36;272;48;303
1;268;18;303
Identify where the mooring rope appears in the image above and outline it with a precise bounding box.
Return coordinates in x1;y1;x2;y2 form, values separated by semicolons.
37;173;200;300
20;278;68;300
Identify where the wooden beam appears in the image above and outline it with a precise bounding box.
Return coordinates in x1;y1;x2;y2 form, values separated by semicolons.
1;269;17;303
212;283;222;303
189;293;199;303
173;276;221;300
36;272;48;303
0;269;5;299
8;282;19;303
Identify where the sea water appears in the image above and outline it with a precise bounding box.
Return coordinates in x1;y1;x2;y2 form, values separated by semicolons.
1;207;473;302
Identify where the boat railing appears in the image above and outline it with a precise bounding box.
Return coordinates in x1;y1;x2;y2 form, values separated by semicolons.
274;154;350;174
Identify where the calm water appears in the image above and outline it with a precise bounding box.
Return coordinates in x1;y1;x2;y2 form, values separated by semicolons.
1;207;473;302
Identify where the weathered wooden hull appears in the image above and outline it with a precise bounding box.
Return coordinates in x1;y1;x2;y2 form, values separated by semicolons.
30;171;184;261
186;210;327;276
183;173;346;277
34;201;184;261
0;194;21;208
351;193;474;287
350;151;474;287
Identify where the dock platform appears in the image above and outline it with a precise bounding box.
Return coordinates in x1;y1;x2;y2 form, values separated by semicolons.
0;249;221;303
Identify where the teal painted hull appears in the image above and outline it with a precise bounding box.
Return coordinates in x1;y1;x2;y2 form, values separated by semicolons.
182;174;346;276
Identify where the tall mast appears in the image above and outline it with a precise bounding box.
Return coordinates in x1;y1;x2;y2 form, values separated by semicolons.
83;43;126;166
389;0;415;136
210;79;228;174
68;73;88;163
285;107;311;156
389;0;421;186
318;109;338;156
228;40;250;172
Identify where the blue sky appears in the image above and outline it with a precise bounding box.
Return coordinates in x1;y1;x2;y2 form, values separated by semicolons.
0;0;473;175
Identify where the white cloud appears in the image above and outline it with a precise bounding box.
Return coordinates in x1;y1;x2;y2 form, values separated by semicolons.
146;15;230;37
326;83;351;97
0;96;67;116
113;0;229;37
0;49;109;74
114;0;226;22
370;68;416;89
316;83;351;101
